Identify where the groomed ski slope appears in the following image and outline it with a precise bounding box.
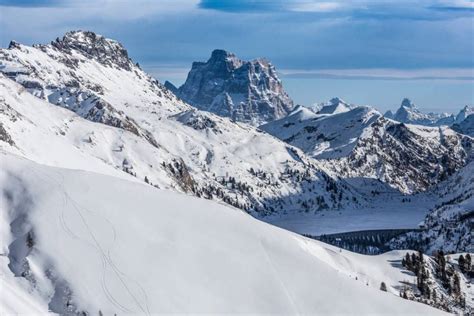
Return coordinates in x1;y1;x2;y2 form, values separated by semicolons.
0;153;446;315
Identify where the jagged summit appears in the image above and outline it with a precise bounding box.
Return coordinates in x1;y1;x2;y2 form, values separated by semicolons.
3;31;137;72
385;98;453;126
207;49;243;68
455;105;474;123
8;40;21;50
400;98;415;109
173;49;294;126
329;97;345;105
50;30;133;70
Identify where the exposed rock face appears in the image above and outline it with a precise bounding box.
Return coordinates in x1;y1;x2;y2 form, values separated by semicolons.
50;30;134;70
174;49;294;125
164;80;178;94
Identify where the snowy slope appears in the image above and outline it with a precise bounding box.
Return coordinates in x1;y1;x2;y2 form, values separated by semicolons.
0;32;364;218
261;105;381;159
0;153;447;315
314;97;354;115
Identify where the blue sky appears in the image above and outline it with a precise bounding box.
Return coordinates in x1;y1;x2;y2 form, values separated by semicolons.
0;0;473;112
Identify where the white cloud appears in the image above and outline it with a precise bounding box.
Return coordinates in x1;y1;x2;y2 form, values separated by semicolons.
435;0;474;8
290;1;343;12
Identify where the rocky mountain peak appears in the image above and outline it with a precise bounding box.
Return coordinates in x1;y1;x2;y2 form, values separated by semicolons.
8;40;21;50
316;97;352;115
329;97;344;105
401;98;415;109
452;113;474;136
201;49;244;75
455;105;474;122
173;49;294;125
51;30;133;70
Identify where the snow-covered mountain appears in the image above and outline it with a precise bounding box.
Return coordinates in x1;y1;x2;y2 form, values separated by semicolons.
168;49;294;125
452;113;474;136
0;31;361;218
262;102;473;193
0;152;449;315
454;105;474;124
384;98;455;126
321;119;473;193
312;97;355;115
261;104;381;159
384;99;474;128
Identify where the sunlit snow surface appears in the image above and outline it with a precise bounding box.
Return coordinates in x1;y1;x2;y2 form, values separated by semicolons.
0;153;446;315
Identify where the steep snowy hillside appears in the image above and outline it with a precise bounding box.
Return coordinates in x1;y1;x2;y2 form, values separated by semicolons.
262;102;473;193
261;105;381;159
170;49;294;125
0;32;359;217
452;113;474;136
390;161;474;254
0;153;448;315
384;98;454;126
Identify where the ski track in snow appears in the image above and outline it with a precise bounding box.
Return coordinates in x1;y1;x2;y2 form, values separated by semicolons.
259;239;300;315
27;163;151;315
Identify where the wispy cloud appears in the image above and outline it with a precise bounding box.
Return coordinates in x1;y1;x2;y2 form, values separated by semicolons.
279;68;474;81
0;0;62;7
290;2;343;13
198;0;474;20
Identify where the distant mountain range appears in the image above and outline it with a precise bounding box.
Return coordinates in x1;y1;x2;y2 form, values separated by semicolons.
261;101;473;193
384;98;473;128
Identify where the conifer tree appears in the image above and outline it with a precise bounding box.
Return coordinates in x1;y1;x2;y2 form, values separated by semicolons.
458;254;465;273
